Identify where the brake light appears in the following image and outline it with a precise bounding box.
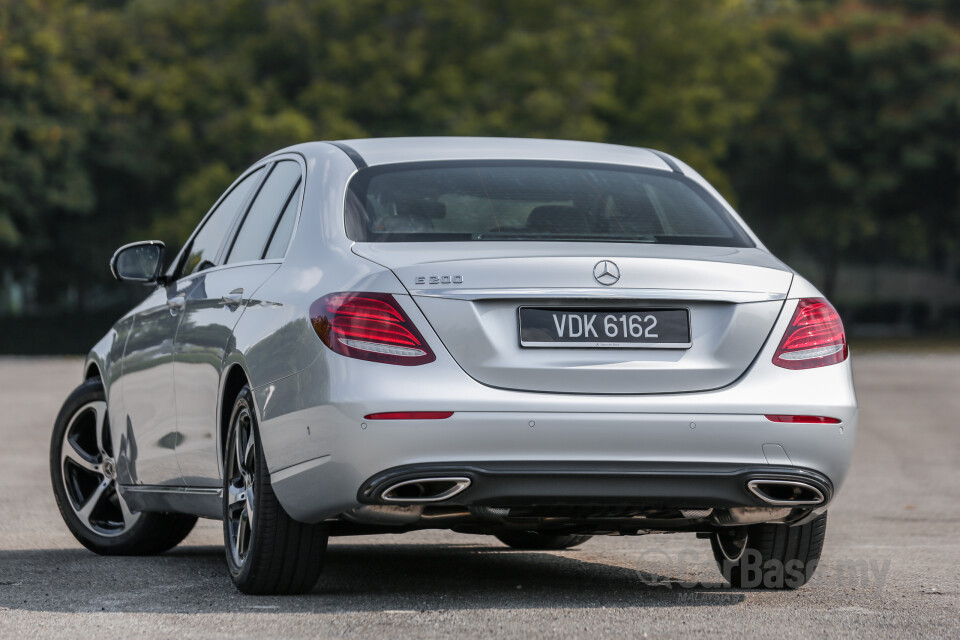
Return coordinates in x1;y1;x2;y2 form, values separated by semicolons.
765;415;841;424
364;412;453;420
310;292;436;366
772;298;847;370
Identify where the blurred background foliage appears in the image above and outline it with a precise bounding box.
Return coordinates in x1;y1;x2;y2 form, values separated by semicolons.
1;0;959;352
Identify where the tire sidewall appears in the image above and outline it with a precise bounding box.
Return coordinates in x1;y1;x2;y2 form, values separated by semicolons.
711;514;828;589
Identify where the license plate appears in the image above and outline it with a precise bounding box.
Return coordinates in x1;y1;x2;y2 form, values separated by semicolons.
519;307;691;349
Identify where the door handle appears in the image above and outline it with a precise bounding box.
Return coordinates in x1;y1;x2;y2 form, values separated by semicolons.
220;289;244;309
167;296;186;315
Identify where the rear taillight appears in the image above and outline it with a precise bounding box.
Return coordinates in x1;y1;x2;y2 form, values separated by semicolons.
310;292;436;366
772;298;847;370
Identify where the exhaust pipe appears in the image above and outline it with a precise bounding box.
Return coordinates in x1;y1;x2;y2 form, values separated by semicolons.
380;477;471;503
747;479;825;506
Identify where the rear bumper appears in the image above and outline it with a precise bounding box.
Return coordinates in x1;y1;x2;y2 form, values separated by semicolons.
357;461;834;509
266;405;855;523
257;315;857;524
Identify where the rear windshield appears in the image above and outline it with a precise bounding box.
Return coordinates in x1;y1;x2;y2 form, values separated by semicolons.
345;161;753;247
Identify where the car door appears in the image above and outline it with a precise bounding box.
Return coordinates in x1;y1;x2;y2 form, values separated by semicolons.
173;158;304;487
118;167;266;487
116;281;195;486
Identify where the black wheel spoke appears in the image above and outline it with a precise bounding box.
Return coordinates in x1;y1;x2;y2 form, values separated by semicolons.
62;439;101;474
76;478;111;524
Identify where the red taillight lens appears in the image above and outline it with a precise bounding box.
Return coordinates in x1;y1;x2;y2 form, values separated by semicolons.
364;412;453;420
772;298;847;370
765;415;841;424
310;292;436;366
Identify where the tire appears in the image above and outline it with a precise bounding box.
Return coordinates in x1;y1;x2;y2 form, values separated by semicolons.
223;385;328;594
50;378;197;555
710;512;828;589
495;531;593;550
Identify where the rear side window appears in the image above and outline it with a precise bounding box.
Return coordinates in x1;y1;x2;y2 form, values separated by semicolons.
227;161;302;264
264;182;302;259
181;167;264;277
345;161;752;247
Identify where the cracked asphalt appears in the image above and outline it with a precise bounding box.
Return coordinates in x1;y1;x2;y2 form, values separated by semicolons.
0;353;957;638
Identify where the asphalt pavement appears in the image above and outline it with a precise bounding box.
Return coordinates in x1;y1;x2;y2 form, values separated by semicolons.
0;353;957;638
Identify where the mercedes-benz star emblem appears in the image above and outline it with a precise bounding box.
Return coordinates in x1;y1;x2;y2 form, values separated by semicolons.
593;260;620;286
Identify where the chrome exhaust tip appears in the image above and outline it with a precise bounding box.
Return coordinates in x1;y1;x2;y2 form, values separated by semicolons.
380;477;471;503
747;479;825;506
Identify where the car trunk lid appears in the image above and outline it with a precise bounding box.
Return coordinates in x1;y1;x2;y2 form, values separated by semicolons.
352;242;793;394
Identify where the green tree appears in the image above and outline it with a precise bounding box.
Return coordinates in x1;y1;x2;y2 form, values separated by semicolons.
2;0;775;318
0;0;96;305
728;1;960;298
232;0;773;192
1;0;173;309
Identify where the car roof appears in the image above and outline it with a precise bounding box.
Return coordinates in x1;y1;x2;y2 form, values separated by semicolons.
280;137;675;172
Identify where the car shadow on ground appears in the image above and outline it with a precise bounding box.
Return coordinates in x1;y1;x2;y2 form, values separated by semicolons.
0;543;745;613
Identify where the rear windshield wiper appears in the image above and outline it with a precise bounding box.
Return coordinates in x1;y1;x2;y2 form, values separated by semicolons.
474;232;656;243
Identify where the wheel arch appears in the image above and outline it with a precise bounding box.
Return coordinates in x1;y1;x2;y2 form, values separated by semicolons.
83;326;121;388
84;360;102;381
218;361;253;467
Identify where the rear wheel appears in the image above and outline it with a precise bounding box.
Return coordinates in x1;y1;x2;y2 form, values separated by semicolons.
710;512;828;589
495;531;593;550
223;386;328;594
50;378;197;555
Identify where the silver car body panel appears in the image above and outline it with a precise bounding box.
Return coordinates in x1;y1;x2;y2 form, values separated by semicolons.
174;262;280;486
78;137;856;526
115;282;193;486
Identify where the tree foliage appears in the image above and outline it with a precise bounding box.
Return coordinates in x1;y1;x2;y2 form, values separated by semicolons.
1;0;959;317
0;0;772;311
728;1;960;297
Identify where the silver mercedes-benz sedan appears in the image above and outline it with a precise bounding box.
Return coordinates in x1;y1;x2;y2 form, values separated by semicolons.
50;137;857;594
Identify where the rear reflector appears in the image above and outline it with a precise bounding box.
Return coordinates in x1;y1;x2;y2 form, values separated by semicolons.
765;415;841;424
364;412;454;420
772;298;848;370
311;292;436;366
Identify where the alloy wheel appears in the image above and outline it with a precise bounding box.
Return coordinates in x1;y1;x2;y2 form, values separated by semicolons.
226;406;256;569
60;401;140;536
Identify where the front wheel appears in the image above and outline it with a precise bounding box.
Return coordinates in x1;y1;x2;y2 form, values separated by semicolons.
50;378;197;555
223;385;328;594
710;512;828;589
495;531;593;550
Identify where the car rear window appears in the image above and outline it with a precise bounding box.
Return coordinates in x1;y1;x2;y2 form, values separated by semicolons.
345;161;753;247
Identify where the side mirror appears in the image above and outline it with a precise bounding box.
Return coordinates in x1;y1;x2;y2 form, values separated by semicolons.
109;241;166;285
